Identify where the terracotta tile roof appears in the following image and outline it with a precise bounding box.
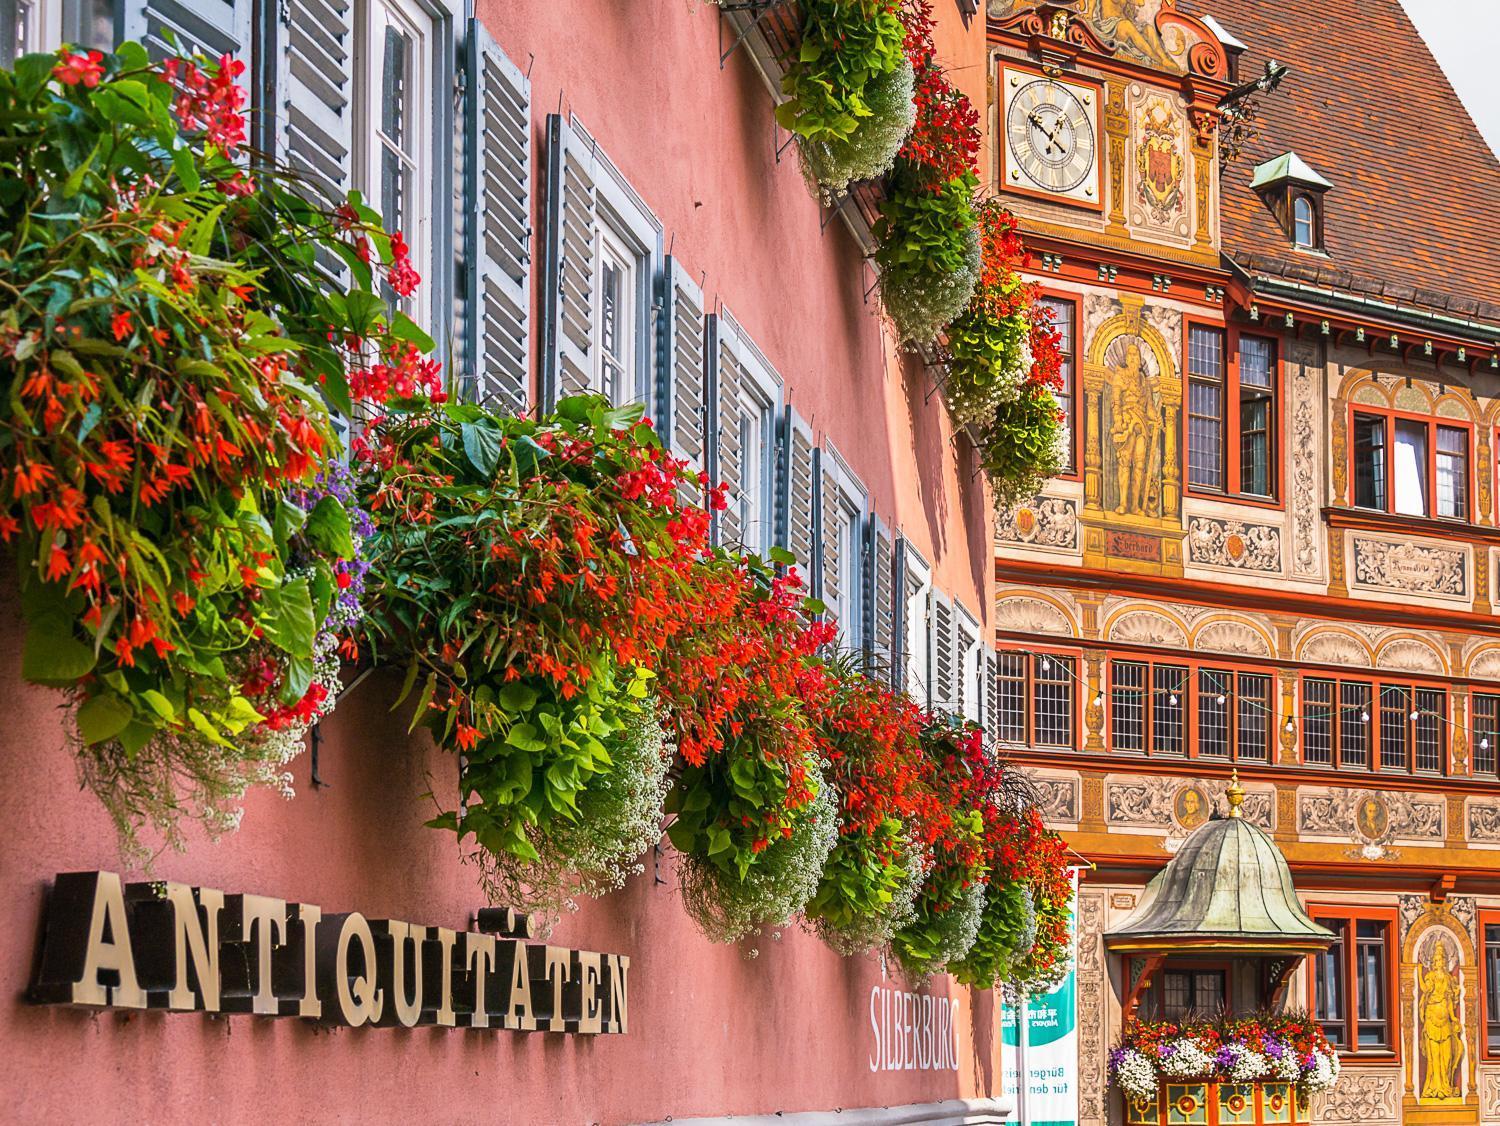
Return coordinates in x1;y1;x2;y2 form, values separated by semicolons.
1203;0;1500;328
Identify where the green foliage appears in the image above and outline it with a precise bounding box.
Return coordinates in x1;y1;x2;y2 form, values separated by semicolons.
776;0;907;144
890;863;987;980
943;288;1033;427
672;749;838;944
949;878;1035;988
0;45;396;852
800;58;916;195
873;172;980;344
975;387;1066;507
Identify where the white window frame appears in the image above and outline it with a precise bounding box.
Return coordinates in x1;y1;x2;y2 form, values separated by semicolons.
15;0;61;54
581;124;660;409
954;603;982;724
356;0;436;331
821;442;868;649
717;310;783;557
593;222;637;403
902;545;933;707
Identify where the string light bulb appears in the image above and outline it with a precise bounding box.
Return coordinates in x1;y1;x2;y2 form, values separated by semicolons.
1361;710;1370;723
1216;694;1226;706
1284;718;1295;734
1410;709;1420;722
1483;738;1491;751
1169;693;1179;707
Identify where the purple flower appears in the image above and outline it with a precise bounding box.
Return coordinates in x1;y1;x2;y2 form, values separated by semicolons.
1109;1047;1126;1072
1214;1045;1238;1070
1265;1038;1285;1061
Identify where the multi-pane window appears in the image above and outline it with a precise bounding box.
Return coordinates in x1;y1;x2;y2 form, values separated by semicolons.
7;0;112;61
1160;970;1227;1021
1187;329;1277;499
1351;410;1471;521
1476;694;1500;777
1197;669;1272;762
595;226;636;402
1109;658;1268;758
737;382;777;556
1187;327;1225;491
993;652;1076;749
1487;921;1500;1053
1109;659;1188;755
1293;194;1317;248
1039;297;1076;471
1313;911;1393;1054
363;0;433;326
1303;677;1445;774
1238;336;1276;497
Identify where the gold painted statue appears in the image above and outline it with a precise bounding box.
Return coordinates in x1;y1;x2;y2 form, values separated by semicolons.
1417;940;1464;1100
1108;341;1159;515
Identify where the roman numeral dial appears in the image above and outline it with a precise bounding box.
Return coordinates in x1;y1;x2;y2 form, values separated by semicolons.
1002;72;1100;206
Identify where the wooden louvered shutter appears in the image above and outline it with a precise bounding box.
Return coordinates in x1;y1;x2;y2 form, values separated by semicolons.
817;451;843;627
709;315;746;548
930;593;954;715
865;516;895;674
463;22;531;413
275;0;353;210
660;257;708;487
890;536;909;689
779;407;817;582
983;647;998;733
900;541;931;707
541;115;598;408
125;0;252;63
953;607;980;722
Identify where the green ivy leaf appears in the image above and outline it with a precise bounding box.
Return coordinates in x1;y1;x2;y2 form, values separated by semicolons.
22;614;97;685
305;495;355;559
77;694;135;746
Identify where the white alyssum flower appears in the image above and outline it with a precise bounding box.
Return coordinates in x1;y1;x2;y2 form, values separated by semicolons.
1229;1048;1270;1083
1158;1038;1214;1078
1272;1050;1302;1082
1303;1048;1340;1094
1113;1049;1158;1101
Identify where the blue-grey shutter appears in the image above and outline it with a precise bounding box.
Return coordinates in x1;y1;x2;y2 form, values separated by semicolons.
659;257;708;484
982;647;998;733
275;0;353;210
817;451;844;630
865;515;895;674
778;407;818;588
124;0;251;63
710;314;746;548
931;592;955;715
464;21;531;413
541;114;598;408
890;535;909;690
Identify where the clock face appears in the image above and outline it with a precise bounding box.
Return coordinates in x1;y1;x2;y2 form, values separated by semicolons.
1003;73;1100;206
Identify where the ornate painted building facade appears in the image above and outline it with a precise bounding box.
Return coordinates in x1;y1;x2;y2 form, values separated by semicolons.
985;2;1500;1124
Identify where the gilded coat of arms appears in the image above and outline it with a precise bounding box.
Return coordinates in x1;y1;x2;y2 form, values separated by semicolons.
1134;101;1183;224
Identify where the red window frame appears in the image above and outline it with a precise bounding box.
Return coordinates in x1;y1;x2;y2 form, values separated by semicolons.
1347;403;1474;522
1307;905;1399;1061
1182;321;1283;508
1106;653;1277;761
993;646;1081;750
1481;909;1500;1061
1299;673;1449;775
1035;290;1080;479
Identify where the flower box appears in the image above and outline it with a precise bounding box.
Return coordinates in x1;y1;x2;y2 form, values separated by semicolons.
1125;1080;1309;1126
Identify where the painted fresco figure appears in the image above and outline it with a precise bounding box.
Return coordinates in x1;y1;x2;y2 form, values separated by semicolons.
1085;0;1163;65
1417;941;1464;1100
1108;341;1158;515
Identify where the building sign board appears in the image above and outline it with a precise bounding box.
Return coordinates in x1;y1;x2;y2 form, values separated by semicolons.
29;872;629;1034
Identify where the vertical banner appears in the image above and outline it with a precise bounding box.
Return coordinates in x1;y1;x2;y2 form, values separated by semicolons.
1001;870;1080;1126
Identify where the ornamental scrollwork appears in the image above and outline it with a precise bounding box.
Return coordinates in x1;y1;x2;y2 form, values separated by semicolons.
1312;1069;1399;1123
1185;517;1281;573
996;496;1079;551
1352;537;1466;598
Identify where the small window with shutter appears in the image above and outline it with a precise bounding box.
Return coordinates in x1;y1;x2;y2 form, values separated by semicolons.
658;258;708;488
863;515;896;677
900;543;933;709
13;0;114;57
709;311;783;556
542;115;662;410
817;442;868;650
776;407;818;586
463;20;531;413
953;603;982;723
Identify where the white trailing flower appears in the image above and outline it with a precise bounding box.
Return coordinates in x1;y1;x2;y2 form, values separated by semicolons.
1158;1038;1214;1078
1272;1049;1302;1082
1229;1049;1270;1083
1303;1048;1340;1094
802;59;916;196
1113;1048;1158;1102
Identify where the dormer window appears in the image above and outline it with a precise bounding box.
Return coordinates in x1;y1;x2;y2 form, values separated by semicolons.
1250;151;1332;252
1293;194;1317;248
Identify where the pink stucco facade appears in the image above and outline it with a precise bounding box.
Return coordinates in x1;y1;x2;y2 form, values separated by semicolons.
1;3;1003;1122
